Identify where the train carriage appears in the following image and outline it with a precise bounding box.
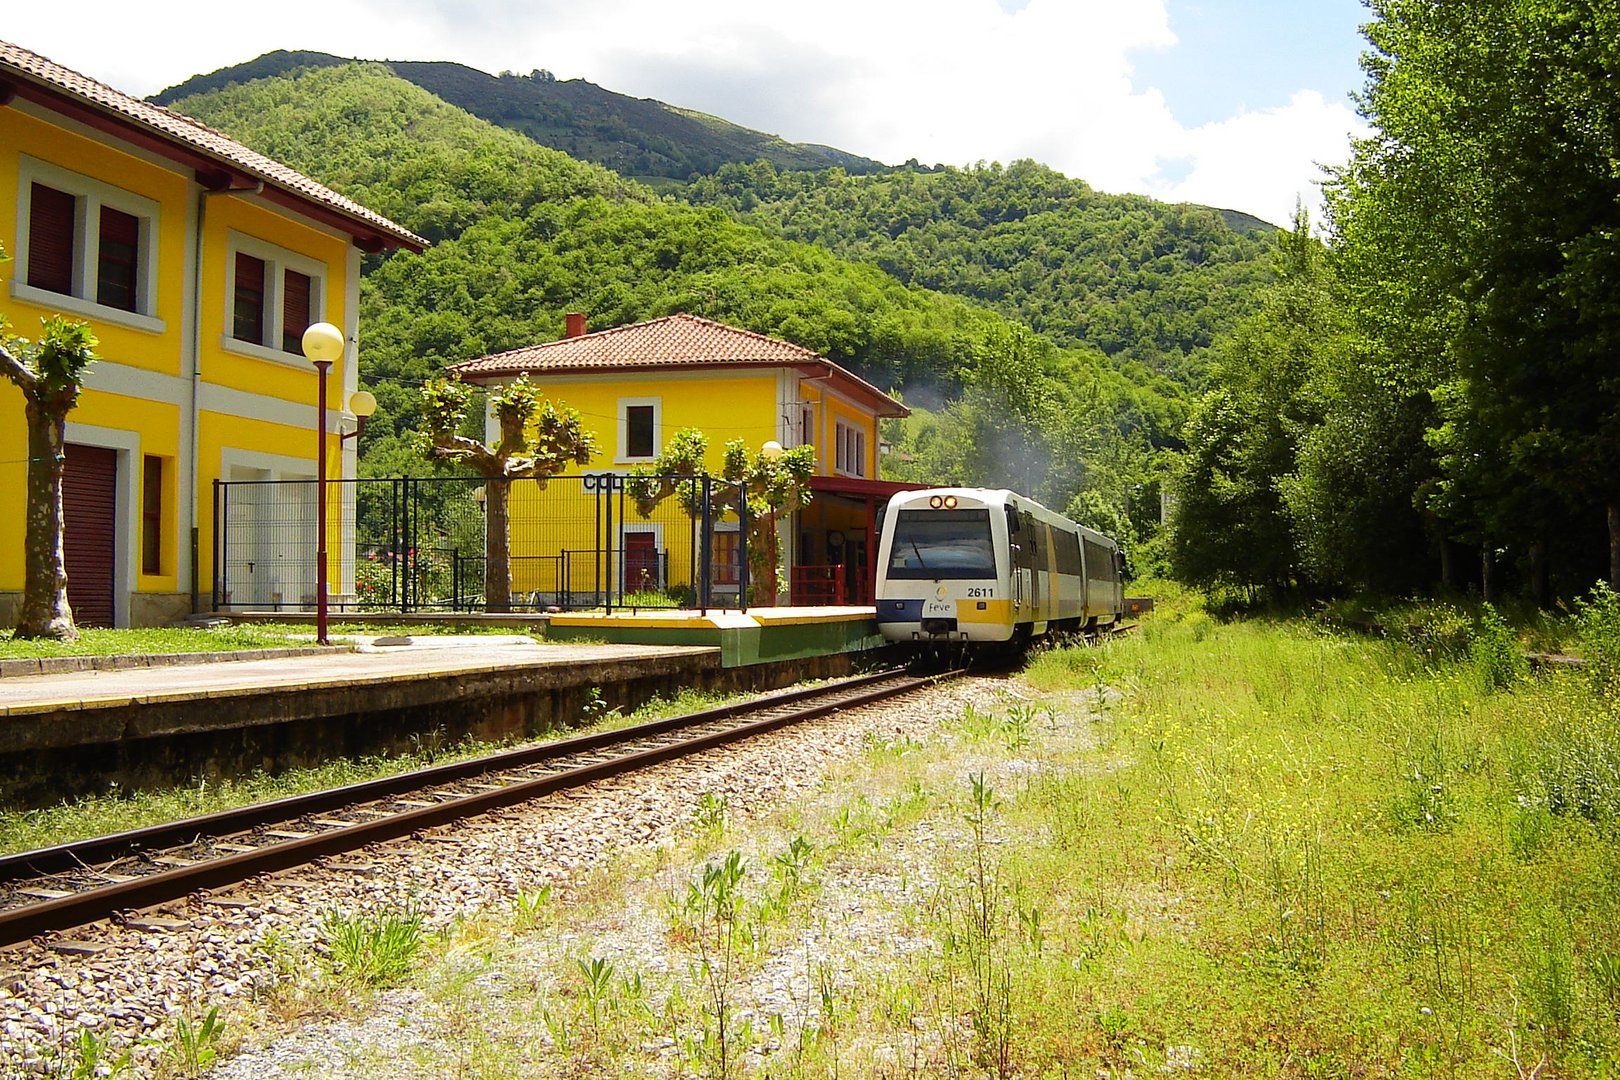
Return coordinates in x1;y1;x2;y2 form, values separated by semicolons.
874;487;1123;647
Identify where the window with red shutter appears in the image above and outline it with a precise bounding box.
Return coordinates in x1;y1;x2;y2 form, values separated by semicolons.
27;183;77;295
97;206;140;311
281;270;312;353
233;253;266;344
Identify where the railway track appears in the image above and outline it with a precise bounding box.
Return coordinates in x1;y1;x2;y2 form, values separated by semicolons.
0;666;956;948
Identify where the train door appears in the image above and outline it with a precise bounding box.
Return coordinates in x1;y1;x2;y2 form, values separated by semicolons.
1006;506;1037;625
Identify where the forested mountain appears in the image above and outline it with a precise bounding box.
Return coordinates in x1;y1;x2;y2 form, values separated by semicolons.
165;64;1176;496
155;51;886;183
684;161;1276;384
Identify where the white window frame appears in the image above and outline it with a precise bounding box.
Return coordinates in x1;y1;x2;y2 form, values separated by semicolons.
222;230;329;367
11;156;165;334
617;396;662;463
834;419;868;478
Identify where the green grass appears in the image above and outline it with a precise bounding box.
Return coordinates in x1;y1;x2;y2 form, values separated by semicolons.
0;619;551;661
36;593;1620;1076
270;594;1616;1077
1014;595;1620;1073
0;624;307;659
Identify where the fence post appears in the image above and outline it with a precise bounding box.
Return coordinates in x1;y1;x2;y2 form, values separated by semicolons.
738;479;749;615
699;474;713;614
213;479;224;610
604;475;616;615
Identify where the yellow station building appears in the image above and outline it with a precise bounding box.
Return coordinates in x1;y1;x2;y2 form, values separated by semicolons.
0;42;424;626
452;313;916;605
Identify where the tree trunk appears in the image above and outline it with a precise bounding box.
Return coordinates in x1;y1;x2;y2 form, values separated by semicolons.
16;396;76;640
1609;502;1619;594
484;477;511;613
1481;545;1498;604
1439;540;1454;592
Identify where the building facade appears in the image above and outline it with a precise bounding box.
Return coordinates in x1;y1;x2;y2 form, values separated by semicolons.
453;313;917;605
0;42;423;626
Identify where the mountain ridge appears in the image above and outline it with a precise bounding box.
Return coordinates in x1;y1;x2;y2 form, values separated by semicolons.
153;50;889;182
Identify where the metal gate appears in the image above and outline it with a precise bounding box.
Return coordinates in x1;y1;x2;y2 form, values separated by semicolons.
213;472;750;615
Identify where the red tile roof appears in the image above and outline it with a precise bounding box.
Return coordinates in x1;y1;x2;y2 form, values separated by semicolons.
452;313;908;417
0;41;425;252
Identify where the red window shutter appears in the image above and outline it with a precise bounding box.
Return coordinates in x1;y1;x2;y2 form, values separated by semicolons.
28;184;76;295
233;253;265;343
97;206;140;311
281;270;312;353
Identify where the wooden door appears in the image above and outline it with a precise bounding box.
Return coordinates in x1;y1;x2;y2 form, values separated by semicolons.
63;444;118;627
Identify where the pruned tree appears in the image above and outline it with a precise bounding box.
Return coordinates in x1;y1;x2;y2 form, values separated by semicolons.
0;244;101;641
627;427;815;604
415;374;595;611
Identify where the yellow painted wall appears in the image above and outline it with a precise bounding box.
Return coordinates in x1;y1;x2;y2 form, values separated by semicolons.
197;195;352;404
1;102;357;615
0;107;191;375
825;395;878;479
500;371;783;597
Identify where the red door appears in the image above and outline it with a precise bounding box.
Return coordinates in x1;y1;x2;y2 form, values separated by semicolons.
63;444;118;627
624;532;661;592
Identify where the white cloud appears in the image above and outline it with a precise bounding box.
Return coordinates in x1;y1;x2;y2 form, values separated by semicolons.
6;0;1363;223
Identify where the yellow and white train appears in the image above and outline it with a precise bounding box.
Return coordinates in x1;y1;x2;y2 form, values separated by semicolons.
874;487;1124;648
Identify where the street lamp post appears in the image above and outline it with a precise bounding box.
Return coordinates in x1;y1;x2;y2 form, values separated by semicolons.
302;322;346;645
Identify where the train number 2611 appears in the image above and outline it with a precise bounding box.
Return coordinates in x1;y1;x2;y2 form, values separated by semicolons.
965;587;995;598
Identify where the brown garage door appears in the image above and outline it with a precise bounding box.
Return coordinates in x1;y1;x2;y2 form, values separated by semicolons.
63;444;117;627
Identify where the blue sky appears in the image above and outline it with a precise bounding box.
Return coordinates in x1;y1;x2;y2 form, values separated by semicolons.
7;0;1372;225
1134;0;1369;127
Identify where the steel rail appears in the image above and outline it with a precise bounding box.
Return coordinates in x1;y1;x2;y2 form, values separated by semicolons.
0;667;910;882
0;668;952;946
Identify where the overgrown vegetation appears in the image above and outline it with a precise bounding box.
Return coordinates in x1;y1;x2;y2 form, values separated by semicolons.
190;596;1620;1076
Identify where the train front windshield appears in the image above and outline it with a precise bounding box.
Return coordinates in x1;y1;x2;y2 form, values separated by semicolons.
886;509;995;579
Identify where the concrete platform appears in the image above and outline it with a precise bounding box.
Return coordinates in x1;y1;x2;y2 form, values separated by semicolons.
546;606;884;667
0;636;853;809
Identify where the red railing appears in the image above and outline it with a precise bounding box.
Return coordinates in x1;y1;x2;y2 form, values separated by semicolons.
790;563;873;605
790;563;846;606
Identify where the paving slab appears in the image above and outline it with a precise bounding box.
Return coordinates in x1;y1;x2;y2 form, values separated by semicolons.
0;637;716;720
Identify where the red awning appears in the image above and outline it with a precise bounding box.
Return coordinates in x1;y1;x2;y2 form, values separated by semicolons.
808;476;930;500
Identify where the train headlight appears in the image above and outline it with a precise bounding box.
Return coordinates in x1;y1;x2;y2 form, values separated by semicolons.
929;495;943;508
943;495;958;508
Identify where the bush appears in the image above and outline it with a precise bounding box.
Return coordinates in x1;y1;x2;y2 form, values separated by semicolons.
1471;603;1527;689
1395;602;1474;665
1575;582;1620;696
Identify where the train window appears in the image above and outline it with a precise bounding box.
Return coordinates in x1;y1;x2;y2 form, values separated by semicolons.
1054;529;1083;575
886;509;995;579
1083;538;1118;583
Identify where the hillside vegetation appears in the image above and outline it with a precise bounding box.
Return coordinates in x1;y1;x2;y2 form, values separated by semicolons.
685;160;1276;385
167;65;1173;488
155;51;886;183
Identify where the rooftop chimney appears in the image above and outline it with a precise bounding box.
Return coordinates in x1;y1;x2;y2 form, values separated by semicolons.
564;312;588;339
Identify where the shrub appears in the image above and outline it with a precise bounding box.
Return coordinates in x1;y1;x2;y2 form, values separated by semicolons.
1471;603;1527;689
1575;582;1620;696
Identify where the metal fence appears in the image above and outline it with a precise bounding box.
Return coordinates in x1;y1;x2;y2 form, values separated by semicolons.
212;473;752;614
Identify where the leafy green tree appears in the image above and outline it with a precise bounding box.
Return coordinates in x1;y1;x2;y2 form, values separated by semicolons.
1328;0;1620;598
1168;208;1326;595
414;375;595;611
626;427;815;604
0;245;100;640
